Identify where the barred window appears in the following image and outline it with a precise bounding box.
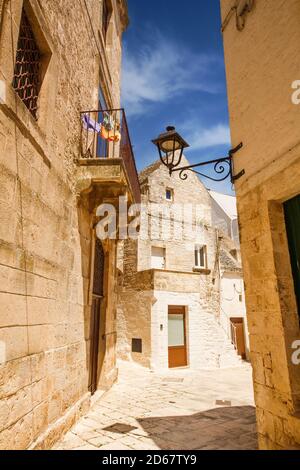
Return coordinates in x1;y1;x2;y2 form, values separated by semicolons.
12;8;41;118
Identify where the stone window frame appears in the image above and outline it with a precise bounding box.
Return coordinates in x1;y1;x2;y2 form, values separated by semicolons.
101;0;113;45
12;7;43;119
166;187;174;202
194;244;208;270
150;245;166;270
0;0;58;165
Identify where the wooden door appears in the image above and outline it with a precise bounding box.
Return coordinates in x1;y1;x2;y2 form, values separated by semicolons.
168;307;187;368
89;239;105;395
230;317;246;359
284;194;300;318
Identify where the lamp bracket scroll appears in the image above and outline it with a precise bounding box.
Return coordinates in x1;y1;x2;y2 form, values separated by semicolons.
152;126;245;185
172;143;245;184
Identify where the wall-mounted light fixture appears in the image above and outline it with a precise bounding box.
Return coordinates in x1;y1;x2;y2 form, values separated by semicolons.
152;126;244;183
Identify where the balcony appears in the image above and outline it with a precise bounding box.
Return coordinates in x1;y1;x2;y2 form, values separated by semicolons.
76;108;141;205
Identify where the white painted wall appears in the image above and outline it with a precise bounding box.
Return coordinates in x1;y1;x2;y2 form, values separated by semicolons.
151;290;242;371
220;273;250;359
210;195;240;245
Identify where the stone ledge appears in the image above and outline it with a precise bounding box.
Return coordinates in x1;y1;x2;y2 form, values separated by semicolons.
193;267;211;275
141;268;211;276
76;158;122;167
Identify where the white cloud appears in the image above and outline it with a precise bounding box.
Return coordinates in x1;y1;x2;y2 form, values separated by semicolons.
122;33;222;116
183;123;231;150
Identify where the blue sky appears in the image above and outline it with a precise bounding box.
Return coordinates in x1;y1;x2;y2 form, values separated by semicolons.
121;0;233;195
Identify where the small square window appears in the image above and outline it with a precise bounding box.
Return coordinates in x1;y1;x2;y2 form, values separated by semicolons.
151;247;166;270
132;339;142;353
166;188;174;201
195;245;207;269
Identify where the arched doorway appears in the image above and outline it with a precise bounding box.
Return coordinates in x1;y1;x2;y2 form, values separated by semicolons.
89;238;105;395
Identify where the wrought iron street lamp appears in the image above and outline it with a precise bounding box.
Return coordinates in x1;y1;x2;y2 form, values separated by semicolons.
152;126;244;183
152;126;189;175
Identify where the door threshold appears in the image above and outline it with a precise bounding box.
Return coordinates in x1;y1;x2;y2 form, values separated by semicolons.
90;389;106;406
168;365;190;370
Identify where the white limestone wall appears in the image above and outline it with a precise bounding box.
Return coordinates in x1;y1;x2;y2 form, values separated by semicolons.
220;273;250;359
151;290;242;371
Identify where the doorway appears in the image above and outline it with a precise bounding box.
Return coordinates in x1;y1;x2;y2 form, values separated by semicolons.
168;306;188;368
284;194;300;318
96;86;108;158
230;317;246;359
89;238;105;395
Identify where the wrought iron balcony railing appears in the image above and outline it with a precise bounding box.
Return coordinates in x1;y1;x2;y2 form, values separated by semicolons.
80;108;141;203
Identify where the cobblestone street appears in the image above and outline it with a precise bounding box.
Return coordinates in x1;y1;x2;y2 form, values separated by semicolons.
53;362;257;451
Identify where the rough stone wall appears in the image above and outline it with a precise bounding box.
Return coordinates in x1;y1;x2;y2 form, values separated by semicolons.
151;288;242;370
0;0;126;450
221;0;300;449
138;158;213;273
219;272;249;359
117;239;154;368
142;156;212;222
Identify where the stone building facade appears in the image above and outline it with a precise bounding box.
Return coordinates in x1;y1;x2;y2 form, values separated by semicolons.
117;158;248;370
0;0;140;450
210;190;239;244
210;190;250;358
221;0;300;449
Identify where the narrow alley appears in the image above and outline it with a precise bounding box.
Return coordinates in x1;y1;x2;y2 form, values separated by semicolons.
2;0;299;453
53;363;257;451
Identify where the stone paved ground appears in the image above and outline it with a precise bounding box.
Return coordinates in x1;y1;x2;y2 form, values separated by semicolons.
53;362;258;451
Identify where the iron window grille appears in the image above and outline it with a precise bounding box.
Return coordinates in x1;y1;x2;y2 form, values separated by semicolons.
12;8;41;118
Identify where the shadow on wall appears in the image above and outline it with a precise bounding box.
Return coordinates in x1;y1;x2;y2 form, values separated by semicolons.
77;202;93;388
137;406;258;450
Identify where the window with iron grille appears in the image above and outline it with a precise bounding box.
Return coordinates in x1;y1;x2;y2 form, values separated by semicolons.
102;0;111;42
12;8;41;118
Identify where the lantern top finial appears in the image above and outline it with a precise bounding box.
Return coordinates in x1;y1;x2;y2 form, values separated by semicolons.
152;127;189;154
